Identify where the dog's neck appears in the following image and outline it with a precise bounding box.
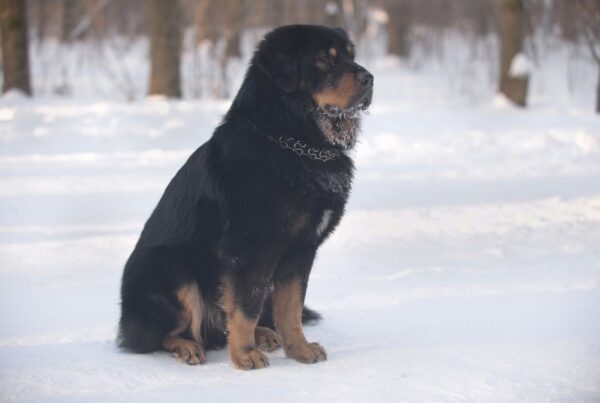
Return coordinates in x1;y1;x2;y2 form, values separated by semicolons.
265;134;340;162
315;113;361;150
314;106;363;150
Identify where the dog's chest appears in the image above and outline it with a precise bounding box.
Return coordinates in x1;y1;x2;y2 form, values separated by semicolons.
311;167;352;197
287;207;335;241
282;162;351;240
316;209;333;237
284;172;343;239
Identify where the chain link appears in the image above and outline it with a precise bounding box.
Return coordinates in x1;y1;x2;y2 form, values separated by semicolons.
231;116;339;162
266;135;339;162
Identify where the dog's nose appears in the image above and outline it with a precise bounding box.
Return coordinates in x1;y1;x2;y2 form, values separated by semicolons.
357;69;374;88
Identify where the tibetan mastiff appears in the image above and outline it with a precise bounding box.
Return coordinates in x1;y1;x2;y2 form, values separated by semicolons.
118;25;373;369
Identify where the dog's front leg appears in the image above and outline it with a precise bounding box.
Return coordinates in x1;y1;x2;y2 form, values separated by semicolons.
273;276;327;364
222;273;272;370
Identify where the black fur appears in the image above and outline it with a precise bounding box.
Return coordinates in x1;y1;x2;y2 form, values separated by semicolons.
118;25;373;358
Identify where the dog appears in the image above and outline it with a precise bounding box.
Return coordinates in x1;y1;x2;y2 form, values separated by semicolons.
118;25;373;370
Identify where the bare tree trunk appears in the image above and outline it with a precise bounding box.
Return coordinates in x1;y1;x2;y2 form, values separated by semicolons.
60;0;78;42
575;0;600;113
224;0;243;59
280;0;296;26
596;65;600;113
324;0;345;28
386;0;411;58
554;0;578;41
30;0;49;42
351;0;369;39
147;0;182;98
195;0;216;43
0;0;32;96
498;0;528;107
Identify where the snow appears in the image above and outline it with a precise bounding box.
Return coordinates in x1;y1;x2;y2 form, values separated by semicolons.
325;1;340;16
509;52;532;78
1;40;600;402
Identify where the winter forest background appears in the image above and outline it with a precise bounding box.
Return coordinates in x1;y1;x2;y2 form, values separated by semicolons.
1;1;600;402
2;0;599;107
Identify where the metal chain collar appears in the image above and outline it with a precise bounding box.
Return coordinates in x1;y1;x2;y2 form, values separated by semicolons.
266;135;339;162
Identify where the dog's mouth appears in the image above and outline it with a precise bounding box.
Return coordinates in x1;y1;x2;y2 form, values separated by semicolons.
321;87;372;119
355;86;373;111
316;89;371;150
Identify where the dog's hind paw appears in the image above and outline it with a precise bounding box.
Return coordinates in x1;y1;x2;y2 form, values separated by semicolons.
166;338;206;365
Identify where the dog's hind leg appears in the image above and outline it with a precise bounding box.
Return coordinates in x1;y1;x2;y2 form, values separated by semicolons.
161;282;206;365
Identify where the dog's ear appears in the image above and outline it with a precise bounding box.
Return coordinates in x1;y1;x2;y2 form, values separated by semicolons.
255;36;299;93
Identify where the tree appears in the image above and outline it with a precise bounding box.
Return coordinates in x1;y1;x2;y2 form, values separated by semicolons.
60;0;79;42
224;0;243;59
497;0;529;107
147;0;182;98
324;0;345;29
576;0;600;113
386;0;412;58
0;0;32;96
554;0;578;42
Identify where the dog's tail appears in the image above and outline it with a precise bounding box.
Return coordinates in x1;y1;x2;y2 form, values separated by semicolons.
117;314;166;354
301;306;322;324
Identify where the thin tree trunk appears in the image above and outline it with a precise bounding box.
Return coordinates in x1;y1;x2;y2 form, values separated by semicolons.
147;0;182;98
224;0;243;59
61;0;77;42
31;0;49;42
387;0;411;58
498;0;528;107
0;0;32;96
574;0;600;113
351;0;369;39
195;0;218;44
555;0;578;41
324;0;345;28
596;66;600;113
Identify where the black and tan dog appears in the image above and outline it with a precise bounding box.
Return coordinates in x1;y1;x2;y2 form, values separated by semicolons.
118;25;373;369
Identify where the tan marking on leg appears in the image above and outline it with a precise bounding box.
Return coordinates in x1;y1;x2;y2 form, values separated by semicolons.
222;280;269;370
162;336;205;365
329;47;337;58
255;326;282;352
312;73;359;110
161;283;206;365
273;279;327;364
176;282;203;342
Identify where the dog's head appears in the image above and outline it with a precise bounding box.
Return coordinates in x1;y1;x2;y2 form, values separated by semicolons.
254;25;373;148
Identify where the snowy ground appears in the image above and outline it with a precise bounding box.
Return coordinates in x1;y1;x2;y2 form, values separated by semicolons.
1;54;600;402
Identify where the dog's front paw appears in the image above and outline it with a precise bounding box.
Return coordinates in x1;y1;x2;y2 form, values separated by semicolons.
285;342;327;364
255;326;282;352
231;347;270;370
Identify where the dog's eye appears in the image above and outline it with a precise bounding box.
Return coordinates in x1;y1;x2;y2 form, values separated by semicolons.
316;51;335;70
